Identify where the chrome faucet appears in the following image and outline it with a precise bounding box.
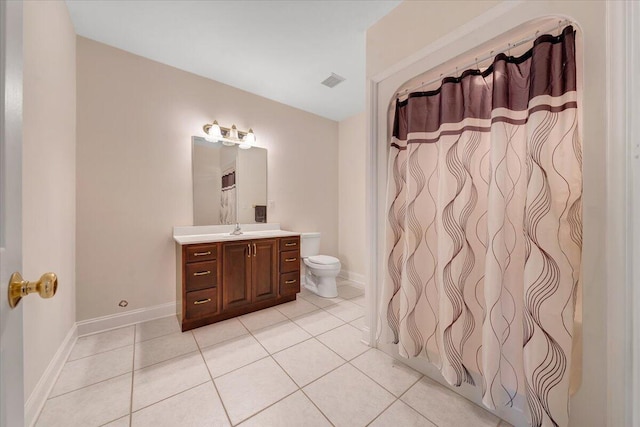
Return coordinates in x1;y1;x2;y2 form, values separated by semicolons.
230;223;243;236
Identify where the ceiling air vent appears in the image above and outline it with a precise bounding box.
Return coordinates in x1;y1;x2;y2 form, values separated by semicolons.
321;73;346;88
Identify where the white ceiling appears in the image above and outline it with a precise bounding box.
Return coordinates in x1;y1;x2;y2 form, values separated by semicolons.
65;0;400;122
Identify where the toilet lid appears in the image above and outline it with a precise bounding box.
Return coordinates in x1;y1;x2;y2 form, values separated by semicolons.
307;255;339;265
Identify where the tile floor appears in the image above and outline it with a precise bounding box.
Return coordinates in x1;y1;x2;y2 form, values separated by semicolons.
36;280;512;427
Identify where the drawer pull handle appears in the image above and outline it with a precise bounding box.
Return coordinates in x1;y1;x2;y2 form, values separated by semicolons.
193;271;211;276
285;242;297;247
253;243;257;257
285;258;297;262
194;251;211;256
247;244;251;258
285;279;297;284
193;298;211;305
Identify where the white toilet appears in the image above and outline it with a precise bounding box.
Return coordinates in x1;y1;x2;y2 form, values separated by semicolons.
300;232;341;298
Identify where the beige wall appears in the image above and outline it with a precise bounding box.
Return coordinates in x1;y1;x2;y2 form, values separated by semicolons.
22;0;76;402
367;1;607;426
76;38;339;321
338;112;366;279
366;0;500;78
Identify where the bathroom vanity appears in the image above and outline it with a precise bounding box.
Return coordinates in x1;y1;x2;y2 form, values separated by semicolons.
174;225;300;331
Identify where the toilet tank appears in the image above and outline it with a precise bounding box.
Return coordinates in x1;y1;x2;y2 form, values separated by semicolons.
300;232;321;258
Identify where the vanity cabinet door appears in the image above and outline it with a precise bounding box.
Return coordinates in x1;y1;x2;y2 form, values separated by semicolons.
222;241;252;311
252;239;278;302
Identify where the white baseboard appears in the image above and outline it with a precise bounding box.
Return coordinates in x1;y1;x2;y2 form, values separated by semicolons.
25;323;77;427
338;270;365;287
76;301;176;337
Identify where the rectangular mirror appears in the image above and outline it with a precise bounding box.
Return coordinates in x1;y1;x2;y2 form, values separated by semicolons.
192;136;267;225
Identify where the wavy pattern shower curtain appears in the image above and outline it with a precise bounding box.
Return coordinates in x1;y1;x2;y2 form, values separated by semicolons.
381;27;581;427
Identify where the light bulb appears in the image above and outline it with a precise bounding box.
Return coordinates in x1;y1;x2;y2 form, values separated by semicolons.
205;120;222;142
244;129;255;144
239;128;254;149
229;124;239;140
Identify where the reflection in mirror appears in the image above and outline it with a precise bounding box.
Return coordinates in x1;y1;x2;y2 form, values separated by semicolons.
192;136;267;226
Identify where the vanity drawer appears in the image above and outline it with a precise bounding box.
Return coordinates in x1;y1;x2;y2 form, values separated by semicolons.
279;237;300;251
185;261;217;292
279;272;300;296
185;244;217;263
280;250;300;273
185;288;218;319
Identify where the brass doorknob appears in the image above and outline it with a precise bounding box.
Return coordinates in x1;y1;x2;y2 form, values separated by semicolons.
8;272;58;308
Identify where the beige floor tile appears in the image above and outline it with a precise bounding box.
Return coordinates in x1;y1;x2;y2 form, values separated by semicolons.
293;309;344;336
252;321;311;354
103;416;130;426
192;317;249;349
239;307;288;332
401;376;501;427
349;316;366;330
69;326;134;361
132;382;229;427
274;298;319;319
350;295;366;307
51;345;133;397
132;351;209;411
36;373;131;427
317;324;369;360
336;284;364;299
239;390;331;427
134;331;198;369
369;400;436;427
273;339;344;386
303;364;394;427
201;334;268;378
324;299;363;322
215;357;297;425
351;348;422;396
300;292;343;308
135;316;181;343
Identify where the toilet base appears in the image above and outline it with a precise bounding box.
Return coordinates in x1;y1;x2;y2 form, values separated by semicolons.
303;271;338;298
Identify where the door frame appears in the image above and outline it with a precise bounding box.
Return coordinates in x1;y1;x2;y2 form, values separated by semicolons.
364;1;638;425
0;0;24;426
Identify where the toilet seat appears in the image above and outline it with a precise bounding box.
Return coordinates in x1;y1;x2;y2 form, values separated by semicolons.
307;255;340;266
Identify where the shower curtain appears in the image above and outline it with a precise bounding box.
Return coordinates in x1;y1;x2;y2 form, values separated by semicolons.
380;27;581;427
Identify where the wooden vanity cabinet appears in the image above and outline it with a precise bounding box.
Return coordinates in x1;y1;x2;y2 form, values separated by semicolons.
177;235;300;331
221;238;278;311
176;242;221;331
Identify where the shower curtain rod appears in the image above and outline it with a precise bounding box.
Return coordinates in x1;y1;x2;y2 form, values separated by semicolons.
396;19;574;98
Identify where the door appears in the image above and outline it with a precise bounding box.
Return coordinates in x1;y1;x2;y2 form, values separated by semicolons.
0;2;24;426
251;239;277;302
222;240;252;310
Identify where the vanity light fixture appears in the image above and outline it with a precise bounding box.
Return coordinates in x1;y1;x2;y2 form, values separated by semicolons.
203;121;255;149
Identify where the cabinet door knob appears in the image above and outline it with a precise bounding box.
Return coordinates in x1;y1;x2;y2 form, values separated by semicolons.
193;271;211;276
193;298;211;305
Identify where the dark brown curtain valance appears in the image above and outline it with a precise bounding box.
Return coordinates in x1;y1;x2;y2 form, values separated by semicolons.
393;26;576;142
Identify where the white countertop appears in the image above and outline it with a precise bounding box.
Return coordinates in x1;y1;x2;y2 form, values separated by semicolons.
173;223;300;245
